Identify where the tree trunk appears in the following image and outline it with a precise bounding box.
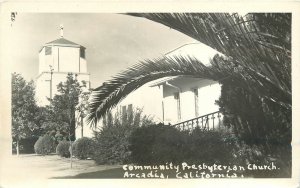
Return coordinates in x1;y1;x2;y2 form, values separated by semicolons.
69;134;73;169
81;117;83;138
16;140;19;156
69;112;73;169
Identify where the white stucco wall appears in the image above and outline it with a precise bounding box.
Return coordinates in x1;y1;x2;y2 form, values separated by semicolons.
37;41;89;106
39;46;88;74
59;47;80;72
36;39;92;139
35;72;90;106
52;46;59;72
35;73;50;105
108;43;223;126
110;77;221;126
162;77;221;125
79;57;87;73
115;81;163;123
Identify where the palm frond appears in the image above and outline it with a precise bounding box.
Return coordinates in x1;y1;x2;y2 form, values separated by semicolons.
128;13;291;94
87;54;290;126
87;13;291;127
87;56;214;126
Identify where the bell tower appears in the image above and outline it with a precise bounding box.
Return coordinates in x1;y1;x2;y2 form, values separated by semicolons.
35;25;90;106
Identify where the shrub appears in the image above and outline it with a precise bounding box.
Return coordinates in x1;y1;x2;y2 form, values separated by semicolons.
93;125;132;164
56;140;71;158
12;137;39;154
129;123;187;164
93;108;154;164
34;135;56;155
129;124;237;165
216;83;291;177
186;128;234;164
72;137;95;159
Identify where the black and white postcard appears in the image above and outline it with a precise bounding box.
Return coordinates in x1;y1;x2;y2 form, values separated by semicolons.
0;1;300;188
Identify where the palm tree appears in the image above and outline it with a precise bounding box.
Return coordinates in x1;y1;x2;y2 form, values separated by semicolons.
87;13;291;125
86;13;291;176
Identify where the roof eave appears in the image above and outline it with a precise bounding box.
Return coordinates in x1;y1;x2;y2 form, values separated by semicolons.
149;76;181;87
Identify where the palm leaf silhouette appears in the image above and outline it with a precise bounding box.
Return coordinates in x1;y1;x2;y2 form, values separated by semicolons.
87;13;291;127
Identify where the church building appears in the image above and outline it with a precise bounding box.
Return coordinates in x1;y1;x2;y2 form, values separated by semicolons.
117;43;224;130
35;25;90;106
35;25;92;139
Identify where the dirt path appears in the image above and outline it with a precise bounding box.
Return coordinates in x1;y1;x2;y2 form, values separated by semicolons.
0;154;121;186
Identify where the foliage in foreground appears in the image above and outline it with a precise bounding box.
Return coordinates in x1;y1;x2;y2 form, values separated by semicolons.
12;137;39;154
216;82;291;177
72;137;95;159
86;13;291;177
56;140;71;158
129;124;290;178
11;73;40;155
129;124;233;165
44;73;87;141
93;108;154;164
34;135;56;155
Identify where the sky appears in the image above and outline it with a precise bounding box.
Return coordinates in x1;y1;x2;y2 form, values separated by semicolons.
8;13;196;88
